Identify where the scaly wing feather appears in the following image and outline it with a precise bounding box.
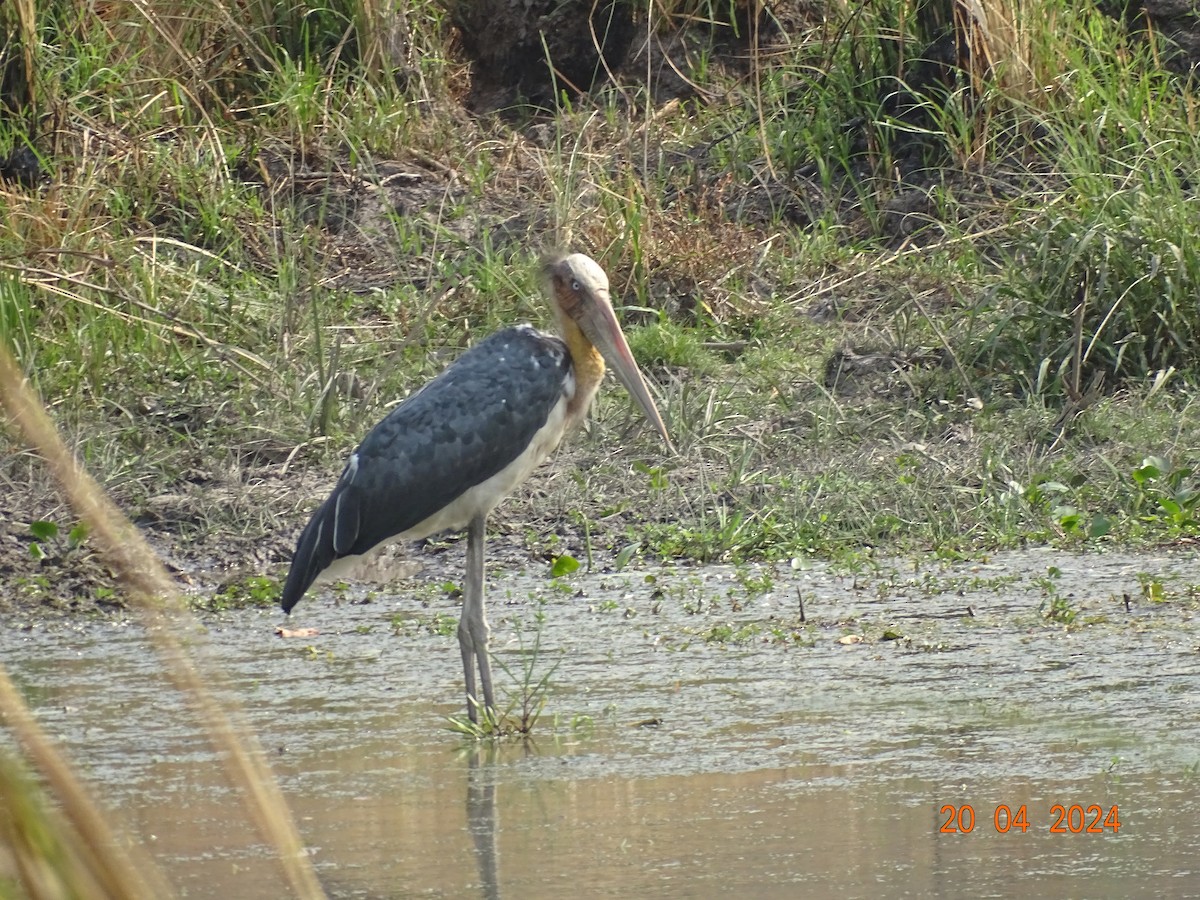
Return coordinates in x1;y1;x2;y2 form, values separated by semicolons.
281;326;569;612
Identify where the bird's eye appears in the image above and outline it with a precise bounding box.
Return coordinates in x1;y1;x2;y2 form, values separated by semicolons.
571;279;581;292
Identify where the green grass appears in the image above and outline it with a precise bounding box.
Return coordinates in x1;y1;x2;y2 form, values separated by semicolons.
3;0;1200;587
446;597;562;740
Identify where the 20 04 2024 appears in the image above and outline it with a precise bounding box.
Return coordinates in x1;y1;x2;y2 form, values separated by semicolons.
939;803;1121;834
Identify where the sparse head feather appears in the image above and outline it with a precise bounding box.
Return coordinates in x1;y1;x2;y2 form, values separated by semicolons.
539;250;567;280
541;252;610;301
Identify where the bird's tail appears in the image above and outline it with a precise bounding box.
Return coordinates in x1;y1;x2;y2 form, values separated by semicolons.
280;496;338;613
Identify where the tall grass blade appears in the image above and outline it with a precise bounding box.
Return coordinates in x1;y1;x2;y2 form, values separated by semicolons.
0;343;326;898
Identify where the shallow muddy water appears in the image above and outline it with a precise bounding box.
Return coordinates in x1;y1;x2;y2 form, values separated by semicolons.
4;548;1200;897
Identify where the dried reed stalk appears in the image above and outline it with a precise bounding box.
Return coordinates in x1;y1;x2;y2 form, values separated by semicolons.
0;341;326;899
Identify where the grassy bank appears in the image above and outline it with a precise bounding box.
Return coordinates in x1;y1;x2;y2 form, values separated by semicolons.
1;0;1198;608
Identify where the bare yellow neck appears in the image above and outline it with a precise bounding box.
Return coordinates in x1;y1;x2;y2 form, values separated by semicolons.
560;317;605;426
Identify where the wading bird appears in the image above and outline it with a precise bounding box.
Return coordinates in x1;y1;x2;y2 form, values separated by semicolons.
281;253;671;722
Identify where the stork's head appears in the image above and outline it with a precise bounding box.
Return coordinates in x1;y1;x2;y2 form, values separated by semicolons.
542;253;672;449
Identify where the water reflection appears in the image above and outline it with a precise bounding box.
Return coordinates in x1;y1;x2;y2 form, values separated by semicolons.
467;745;501;900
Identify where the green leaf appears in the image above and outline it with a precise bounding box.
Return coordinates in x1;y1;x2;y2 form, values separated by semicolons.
1053;506;1083;532
1133;456;1166;485
551;555;580;578
67;522;89;548
1143;455;1170;473
633;461;668;490
613;544;637;570
29;520;58;541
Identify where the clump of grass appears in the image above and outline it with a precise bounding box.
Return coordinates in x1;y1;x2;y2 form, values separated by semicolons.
628;319;720;374
966;7;1200;394
446;598;561;740
985;149;1200;391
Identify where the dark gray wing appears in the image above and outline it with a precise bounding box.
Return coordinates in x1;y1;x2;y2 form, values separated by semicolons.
281;326;570;612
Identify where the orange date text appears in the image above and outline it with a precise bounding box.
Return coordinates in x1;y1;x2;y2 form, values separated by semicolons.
938;804;1120;834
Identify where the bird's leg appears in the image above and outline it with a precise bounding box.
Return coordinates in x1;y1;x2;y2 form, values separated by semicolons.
458;512;496;724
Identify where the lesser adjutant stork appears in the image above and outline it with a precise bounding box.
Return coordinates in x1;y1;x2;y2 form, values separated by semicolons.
280;253;671;721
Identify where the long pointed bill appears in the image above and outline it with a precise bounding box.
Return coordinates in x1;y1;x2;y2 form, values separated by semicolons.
574;293;674;452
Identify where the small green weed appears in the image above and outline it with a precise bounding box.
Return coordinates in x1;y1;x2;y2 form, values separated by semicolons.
446;703;507;740
733;565;774;596
1136;574;1166;604
26;520;89;563
1131;456;1200;530
550;554;581;578
205;575;280;611
627;320;719;375
447;599;562;740
1035;566;1078;625
700;622;760;644
390;611;457;637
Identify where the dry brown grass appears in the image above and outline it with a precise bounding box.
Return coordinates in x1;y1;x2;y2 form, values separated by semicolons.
0;343;326;899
